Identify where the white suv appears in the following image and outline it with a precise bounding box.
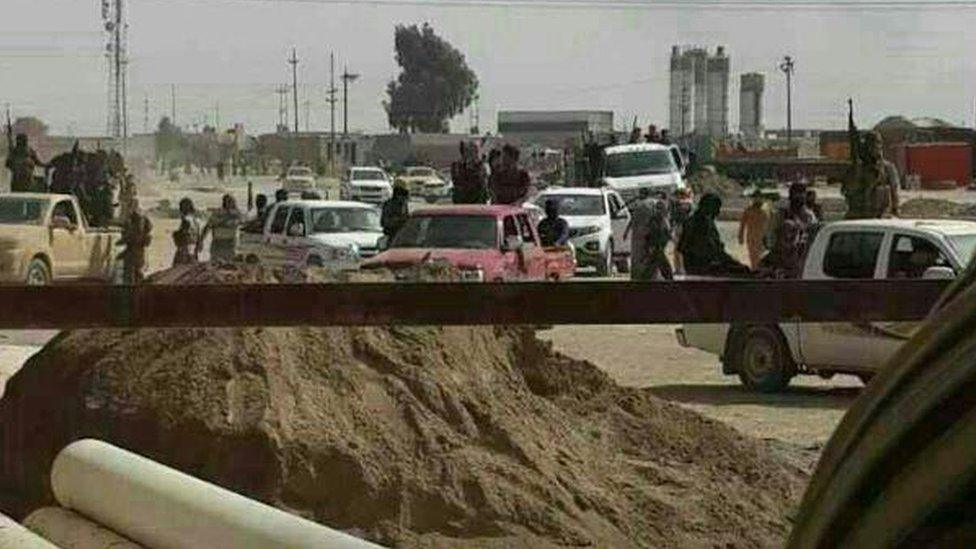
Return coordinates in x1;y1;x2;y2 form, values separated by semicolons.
340;167;393;205
601;143;687;203
533;187;631;276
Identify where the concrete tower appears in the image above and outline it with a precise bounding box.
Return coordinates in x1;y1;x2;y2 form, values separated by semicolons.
668;45;730;138
739;72;765;140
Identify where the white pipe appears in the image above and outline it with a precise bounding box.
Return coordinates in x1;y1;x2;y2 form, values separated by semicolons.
51;439;382;549
0;512;58;549
24;507;142;549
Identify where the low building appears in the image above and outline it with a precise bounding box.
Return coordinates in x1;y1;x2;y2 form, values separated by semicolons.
497;111;614;148
256;132;374;174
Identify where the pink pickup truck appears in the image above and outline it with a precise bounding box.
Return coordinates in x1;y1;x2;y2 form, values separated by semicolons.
362;205;575;282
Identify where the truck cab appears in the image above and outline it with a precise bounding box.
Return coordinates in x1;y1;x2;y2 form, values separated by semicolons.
238;200;380;268
601;143;687;203
0;193;120;285
362;205;575;282
676;219;976;392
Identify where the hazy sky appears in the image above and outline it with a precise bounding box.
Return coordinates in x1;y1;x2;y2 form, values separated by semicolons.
2;0;975;137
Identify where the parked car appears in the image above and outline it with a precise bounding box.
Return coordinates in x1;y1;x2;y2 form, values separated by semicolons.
362;205;576;282
397;166;452;203
533;187;631;275
340;167;393;205
238;199;381;268
282;165;317;195
601;143;687;203
675;219;976;392
0;193;120;285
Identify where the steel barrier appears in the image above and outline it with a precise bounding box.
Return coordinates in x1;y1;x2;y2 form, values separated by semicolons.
0;279;949;328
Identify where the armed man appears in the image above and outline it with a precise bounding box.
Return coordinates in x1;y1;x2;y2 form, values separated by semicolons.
844;99;899;219
5;134;46;192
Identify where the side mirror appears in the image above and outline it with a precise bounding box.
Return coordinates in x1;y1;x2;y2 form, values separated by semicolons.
922;266;955;280
51;215;73;231
287;223;305;237
502;236;522;252
377;235;389;251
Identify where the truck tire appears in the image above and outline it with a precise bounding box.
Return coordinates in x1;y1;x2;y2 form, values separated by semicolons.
787;266;976;548
615;255;631;274
307;255;323;267
596;240;613;277
25;258;51;286
733;325;794;393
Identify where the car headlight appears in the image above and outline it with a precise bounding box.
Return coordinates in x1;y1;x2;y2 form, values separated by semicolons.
574;225;602;237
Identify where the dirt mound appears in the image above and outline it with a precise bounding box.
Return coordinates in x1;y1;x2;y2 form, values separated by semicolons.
688;169;742;198
0;265;806;547
900;198;976;219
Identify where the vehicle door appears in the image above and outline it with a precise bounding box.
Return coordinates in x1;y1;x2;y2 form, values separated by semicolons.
668;145;685;176
867;232;957;365
500;215;522;280
262;205;291;266
607;192;631;255
284;206;314;265
516;213;547;279
797;229;887;369
48;199;87;277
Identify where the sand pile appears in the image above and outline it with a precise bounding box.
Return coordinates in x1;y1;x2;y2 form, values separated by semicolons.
688;169;742;199
900;198;976;219
0;264;806;548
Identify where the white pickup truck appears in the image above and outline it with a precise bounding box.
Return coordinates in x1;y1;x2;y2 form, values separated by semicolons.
0;193;120;285
239;199;383;268
676;219;976;392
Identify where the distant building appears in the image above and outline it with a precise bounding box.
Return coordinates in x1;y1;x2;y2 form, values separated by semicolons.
669;46;730;138
496;111;614;148
739;73;765;140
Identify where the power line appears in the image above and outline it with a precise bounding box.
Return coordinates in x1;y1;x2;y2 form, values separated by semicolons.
165;0;976;11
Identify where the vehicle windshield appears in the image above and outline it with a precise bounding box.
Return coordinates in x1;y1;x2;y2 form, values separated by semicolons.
310;208;381;233
407;167;435;177
288;168;313;177
391;215;497;249
0;198;47;225
947;234;976;265
352;169;387;181
604;150;675;178
535;195;605;216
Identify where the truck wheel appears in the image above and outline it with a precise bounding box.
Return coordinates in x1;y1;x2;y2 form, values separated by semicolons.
25;258;51;286
856;372;875;385
734;325;794;393
596;241;613;277
245;254;260;265
615;255;631;274
307;255;323;267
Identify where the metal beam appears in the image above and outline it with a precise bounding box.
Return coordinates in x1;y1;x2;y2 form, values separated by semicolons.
0;280;949;329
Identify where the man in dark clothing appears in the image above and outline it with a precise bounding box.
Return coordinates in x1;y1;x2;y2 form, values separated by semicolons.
659;130;672;146
537;199;570;247
625;189;673;280
451;141;488;204
678;193;750;277
5;134;45;192
117;205;154;284
255;194;269;224
488;145;530;205
645;124;661;144
275;188;289;204
381;184;410;239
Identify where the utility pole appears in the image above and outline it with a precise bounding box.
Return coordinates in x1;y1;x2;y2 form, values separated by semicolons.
779;55;795;145
143;95;149;133
215;101;220;130
326;51;338;169
341;65;359;137
289;48;300;133
170;84;176;124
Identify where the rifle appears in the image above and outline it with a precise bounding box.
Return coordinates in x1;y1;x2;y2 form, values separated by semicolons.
847;98;859;167
4;104;12;156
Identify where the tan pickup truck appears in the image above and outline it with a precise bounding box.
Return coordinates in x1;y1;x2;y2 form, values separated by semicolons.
0;193;120;285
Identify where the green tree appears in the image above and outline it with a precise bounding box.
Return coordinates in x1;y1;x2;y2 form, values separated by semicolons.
155;116;185;169
384;23;479;134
